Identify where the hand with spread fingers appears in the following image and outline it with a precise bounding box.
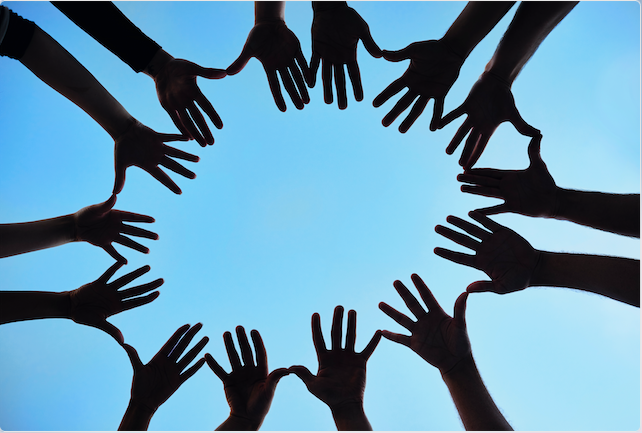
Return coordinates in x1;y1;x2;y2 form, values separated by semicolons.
113;120;199;195
438;72;539;169
310;2;382;109
378;274;470;373
69;262;162;344
289;306;381;431
207;326;290;431
379;275;513;431
434;211;540;294
153;57;227;147
226;2;309;112
74;194;158;263
119;323;209;431
373;39;463;132
457;134;557;217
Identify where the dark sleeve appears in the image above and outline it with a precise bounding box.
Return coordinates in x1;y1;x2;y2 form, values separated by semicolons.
51;1;161;72
0;6;36;60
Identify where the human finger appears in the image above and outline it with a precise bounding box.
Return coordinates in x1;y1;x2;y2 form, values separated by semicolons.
334;64;347;109
381;45;413;62
382;91;417;127
309;52;320;87
381;330;411;347
179;357;206;384
96;320;125;344
161;156;196;179
170;323;203;361
193;65;227;80
266;68;287;112
290;61;310;105
251;329;268;373
123;343;143;369
119;278;163;299
434;225;480;251
474;203;508;216
226;44;254;75
452;292;468;329
322;59;333;104
120;224;158;240
445;215;490;240
411;274;445;316
433;247;476;268
439;104;466;129
168;109;192;139
457;173;500;188
159;324;191;357
467;280;497;293
196;92;223;130
120;291;160;312
295;48;311;89
98;261;124;284
360;330;382;360
346;62;363;102
205;353;228;380
430;97;445;132
345;309;356;352
392;280;426;319
288;365;315;387
113;166;126;195
148;166;181;195
378;301;414;330
330;305;344;350
114;234;149;254
445;117;472;155
468;211;504;233
187;103;213;146
157;132;189;142
460;185;502;199
462;132;490;169
109;264;150;288
163;145;199;162
279;68;304;110
510;109;540;138
224;330;242;370
103;244;127;264
115;211;155;223
372;77;405;108
399;96;428;133
177;109;205;147
266;368;290;390
311;312;327;353
177;336;209;372
236;326;255;367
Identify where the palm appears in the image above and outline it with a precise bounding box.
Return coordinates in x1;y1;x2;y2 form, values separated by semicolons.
224;368;272;420
411;313;469;371
402;41;462;98
312;9;362;64
248;23;301;70
131;357;182;410
311;352;367;407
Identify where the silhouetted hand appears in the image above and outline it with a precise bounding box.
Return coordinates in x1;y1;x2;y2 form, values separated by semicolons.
227;22;310;112
113;120;198;195
68;262;162;344
379;274;470;373
457;134;558;217
434;211;540;294
289;306;381;410
373;39;464;132
310;4;382;109
74;194;158;263
439;72;539;168
123;324;209;413
154;58;227;147
206;327;289;430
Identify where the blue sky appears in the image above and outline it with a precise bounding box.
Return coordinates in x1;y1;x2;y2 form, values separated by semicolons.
0;1;639;431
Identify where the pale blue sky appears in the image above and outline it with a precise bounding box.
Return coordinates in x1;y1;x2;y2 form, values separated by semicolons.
0;1;639;431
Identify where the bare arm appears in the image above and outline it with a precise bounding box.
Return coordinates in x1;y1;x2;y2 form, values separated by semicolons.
0;215;75;258
0;291;70;324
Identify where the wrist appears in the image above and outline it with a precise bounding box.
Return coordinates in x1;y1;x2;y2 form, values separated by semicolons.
222;413;261;431
120;400;156;431
255;2;285;24
529;250;550;288
441;353;476;383
484;59;516;87
439;35;469;61
142;49;174;79
482;69;513;89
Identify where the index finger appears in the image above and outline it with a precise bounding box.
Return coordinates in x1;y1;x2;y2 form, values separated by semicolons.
311;312;327;354
98;261;124;284
392;279;426;319
410;274;445;316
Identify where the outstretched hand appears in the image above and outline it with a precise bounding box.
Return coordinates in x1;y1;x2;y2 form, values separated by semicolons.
74;194;157;263
113;120;199;195
227;22;309;112
379;274;470;373
154;58;227;147
310;4;382;109
68;262;162;344
457;134;558;217
289;306;381;410
434;211;540;294
373;39;463;132
206;326;289;430
122;323;209;414
439;72;539;168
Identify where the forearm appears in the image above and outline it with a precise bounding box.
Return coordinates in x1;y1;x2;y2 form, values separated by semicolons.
312;1;347;13
442;2;516;59
216;414;259;431
0;214;76;258
19;25;135;139
530;251;640;307
118;401;155;431
331;401;372;431
255;1;285;24
554;189;640;238
0;291;71;324
485;2;578;84
441;355;513;431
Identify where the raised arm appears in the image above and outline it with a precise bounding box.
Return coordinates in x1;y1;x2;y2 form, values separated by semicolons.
379;274;512;430
226;1;310;112
289;306;381;431
0;195;157;262
0;262;162;343
439;2;577;168
206;326;290;430
434;211;640;307
0;7;198;194
119;323;209;430
458;135;640;237
52;1;227;147
374;1;515;132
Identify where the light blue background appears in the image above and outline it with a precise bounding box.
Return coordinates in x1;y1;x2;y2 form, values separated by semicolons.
0;1;639;431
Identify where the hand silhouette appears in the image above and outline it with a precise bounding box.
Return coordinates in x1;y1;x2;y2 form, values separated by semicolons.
434;211;540;294
68;262;162;344
379;274;470;373
113;120;198;195
289;306;381;410
74;194;157;263
310;4;382;109
154;58;227;147
122;323;209;413
373;39;464;132
439;72;539;168
206;326;289;430
457;134;558;217
227;21;310;112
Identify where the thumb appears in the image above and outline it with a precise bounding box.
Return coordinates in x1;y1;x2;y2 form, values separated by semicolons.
226;45;254;75
266;368;291;391
287;365;315;387
97;194;117;214
510;109;540;138
95;320;125;345
527;133;544;166
190;63;227;80
122;343;144;370
358;24;382;58
466;280;496;294
382;44;414;62
453;292;468;329
113;166;126;195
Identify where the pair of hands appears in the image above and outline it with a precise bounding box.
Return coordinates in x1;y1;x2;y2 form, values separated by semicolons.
227;5;381;111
